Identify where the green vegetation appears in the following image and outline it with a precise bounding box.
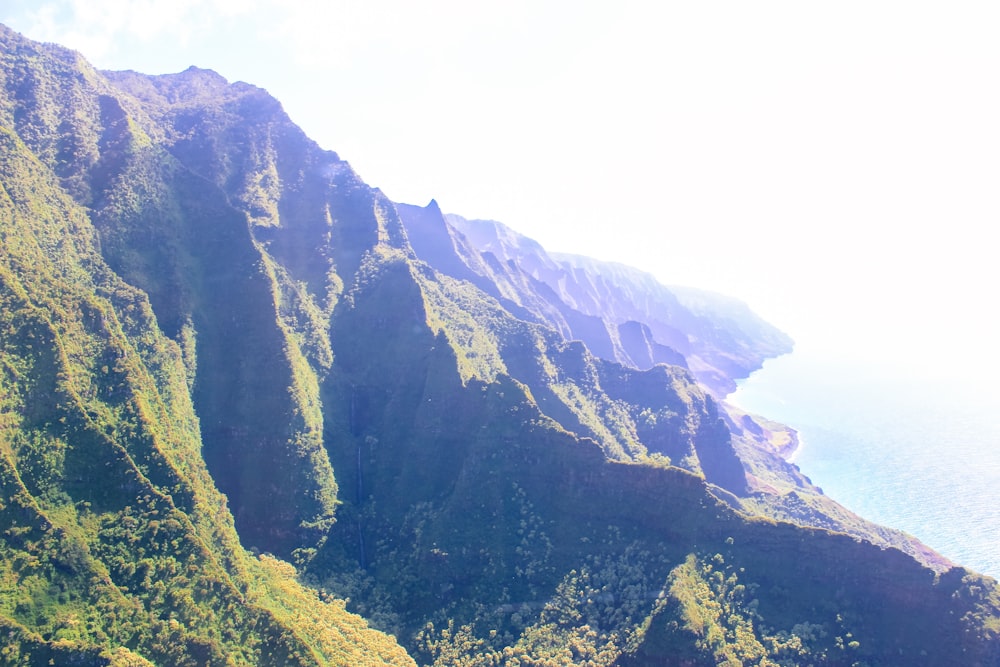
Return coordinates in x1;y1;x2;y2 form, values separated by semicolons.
1;21;999;666
0;29;411;664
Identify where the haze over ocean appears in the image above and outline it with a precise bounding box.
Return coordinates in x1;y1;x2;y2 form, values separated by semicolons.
3;4;997;378
6;0;999;580
731;348;1000;580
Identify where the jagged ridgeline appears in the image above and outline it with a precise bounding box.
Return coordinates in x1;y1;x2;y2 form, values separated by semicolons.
0;23;998;667
0;25;411;666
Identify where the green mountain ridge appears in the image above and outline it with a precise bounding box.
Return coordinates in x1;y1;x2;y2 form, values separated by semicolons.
436;210;792;397
396;199;954;575
0;23;998;666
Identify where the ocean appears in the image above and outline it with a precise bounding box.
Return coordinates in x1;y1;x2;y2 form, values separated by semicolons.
729;350;1000;580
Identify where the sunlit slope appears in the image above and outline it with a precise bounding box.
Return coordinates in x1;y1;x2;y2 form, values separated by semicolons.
0;24;412;666
410;206;794;396
1;21;999;667
309;244;1000;665
399;193;957;574
0;129;412;665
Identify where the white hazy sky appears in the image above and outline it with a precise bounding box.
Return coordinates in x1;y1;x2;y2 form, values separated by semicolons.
4;1;1000;385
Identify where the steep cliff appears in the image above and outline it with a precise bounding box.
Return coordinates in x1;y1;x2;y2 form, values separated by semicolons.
398;199;948;574
0;24;411;665
0;23;998;667
426;208;793;396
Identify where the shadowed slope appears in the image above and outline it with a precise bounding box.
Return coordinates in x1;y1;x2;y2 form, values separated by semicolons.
1;22;999;667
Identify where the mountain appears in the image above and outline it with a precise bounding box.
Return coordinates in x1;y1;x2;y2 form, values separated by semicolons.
1;23;998;666
0;24;413;667
396;201;956;573
397;204;793;398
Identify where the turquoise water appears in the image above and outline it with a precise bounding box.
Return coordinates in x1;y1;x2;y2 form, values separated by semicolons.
730;351;1000;580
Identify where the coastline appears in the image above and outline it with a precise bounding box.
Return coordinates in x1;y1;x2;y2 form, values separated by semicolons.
727;350;1000;580
721;396;802;462
783;428;801;463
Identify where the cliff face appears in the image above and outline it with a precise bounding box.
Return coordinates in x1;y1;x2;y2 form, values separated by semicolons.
0;23;998;666
0;25;412;666
397;200;950;575
413;207;794;396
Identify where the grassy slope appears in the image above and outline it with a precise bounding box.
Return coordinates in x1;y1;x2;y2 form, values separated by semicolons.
0;26;411;667
2;22;1000;667
1;25;340;560
309;246;1000;665
411;198;955;574
102;35;1000;666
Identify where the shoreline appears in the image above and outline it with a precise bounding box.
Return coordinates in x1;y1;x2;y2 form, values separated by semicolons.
783;427;802;463
721;394;802;463
729;351;1000;581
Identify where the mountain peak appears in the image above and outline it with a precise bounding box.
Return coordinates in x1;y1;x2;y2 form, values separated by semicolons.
102;62;278;115
1;23;998;666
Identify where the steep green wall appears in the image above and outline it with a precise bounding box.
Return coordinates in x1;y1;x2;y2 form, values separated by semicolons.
0;28;411;666
2;22;999;667
307;243;1000;665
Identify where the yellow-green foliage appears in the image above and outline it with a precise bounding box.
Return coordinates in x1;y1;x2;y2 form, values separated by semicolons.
241;149;282;226
663;553;835;666
417;544;675;667
418;270;508;384
4;24;1000;667
0;104;410;665
258;249;339;534
260;250;336;373
667;554;772;665
548;380;639;461
250;555;414;666
416;268;646;461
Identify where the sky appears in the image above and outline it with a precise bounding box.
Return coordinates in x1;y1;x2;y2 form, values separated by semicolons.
4;1;1000;385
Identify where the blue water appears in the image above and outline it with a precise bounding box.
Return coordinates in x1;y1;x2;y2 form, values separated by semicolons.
730;351;1000;580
